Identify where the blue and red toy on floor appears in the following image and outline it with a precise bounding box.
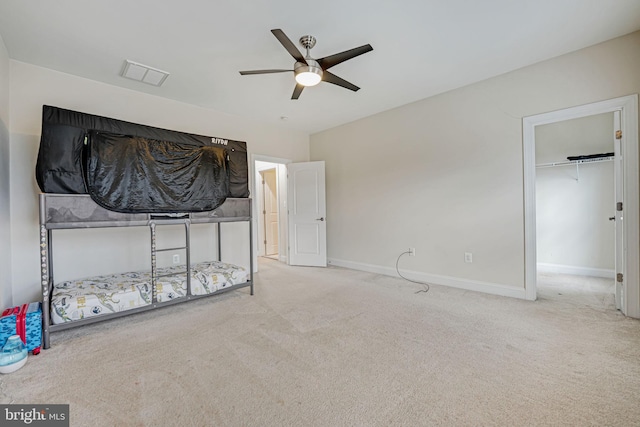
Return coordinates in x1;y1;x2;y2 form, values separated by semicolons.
0;303;42;355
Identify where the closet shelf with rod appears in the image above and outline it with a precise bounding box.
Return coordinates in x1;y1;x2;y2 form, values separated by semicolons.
535;153;615;182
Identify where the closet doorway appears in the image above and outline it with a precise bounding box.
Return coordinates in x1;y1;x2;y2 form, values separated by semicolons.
535;112;616;307
523;95;639;318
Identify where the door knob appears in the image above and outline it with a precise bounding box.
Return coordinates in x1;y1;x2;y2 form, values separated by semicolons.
316;217;325;221
609;217;615;221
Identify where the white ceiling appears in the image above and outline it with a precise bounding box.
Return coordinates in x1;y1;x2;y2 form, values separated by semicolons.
1;0;640;134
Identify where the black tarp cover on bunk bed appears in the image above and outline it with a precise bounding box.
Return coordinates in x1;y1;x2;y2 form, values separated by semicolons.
86;131;230;213
35;105;249;213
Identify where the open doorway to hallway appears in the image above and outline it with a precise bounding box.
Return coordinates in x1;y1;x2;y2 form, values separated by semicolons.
253;157;289;267
259;167;279;259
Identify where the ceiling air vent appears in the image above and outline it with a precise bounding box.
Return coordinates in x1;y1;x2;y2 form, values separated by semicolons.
120;60;169;87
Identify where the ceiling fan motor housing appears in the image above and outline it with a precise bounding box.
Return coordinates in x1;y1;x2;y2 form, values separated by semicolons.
299;35;317;50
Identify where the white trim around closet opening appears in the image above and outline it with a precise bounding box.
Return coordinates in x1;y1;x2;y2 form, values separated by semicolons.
523;94;639;318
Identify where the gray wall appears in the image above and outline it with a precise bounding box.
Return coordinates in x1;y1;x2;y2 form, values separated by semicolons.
0;35;10;309
310;31;640;295
536;113;615;275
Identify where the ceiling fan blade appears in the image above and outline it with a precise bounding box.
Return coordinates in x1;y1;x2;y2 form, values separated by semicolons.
239;69;292;75
271;29;307;64
291;84;304;100
317;44;373;70
322;71;360;92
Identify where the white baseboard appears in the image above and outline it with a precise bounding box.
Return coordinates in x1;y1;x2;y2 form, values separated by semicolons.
327;258;527;300
537;263;615;279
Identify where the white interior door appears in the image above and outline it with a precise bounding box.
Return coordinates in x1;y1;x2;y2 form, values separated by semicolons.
287;161;327;267
263;168;279;256
614;110;624;310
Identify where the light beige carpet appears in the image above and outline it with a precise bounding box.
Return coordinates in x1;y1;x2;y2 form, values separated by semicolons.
1;259;639;426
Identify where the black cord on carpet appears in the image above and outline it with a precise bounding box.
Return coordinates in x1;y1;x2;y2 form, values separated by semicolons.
395;251;431;294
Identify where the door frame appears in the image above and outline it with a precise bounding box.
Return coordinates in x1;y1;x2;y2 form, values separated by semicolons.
251;154;291;271
523;95;639;317
614;110;623;310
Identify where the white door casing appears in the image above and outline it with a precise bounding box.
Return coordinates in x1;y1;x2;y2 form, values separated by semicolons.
523;94;639;318
614;110;624;309
287;161;327;267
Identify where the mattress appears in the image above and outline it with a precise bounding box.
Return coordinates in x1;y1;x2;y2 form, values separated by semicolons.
51;261;248;324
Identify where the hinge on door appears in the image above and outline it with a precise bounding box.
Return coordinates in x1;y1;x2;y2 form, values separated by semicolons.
617;202;623;211
264;240;267;245
617;273;623;283
616;130;622;140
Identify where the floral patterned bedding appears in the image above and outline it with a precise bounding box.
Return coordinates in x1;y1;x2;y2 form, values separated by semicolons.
51;261;248;324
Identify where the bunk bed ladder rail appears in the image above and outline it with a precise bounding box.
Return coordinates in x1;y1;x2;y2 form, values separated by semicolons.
149;219;192;304
39;223;53;349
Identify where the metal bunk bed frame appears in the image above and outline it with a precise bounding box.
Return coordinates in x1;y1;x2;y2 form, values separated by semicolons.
39;193;253;349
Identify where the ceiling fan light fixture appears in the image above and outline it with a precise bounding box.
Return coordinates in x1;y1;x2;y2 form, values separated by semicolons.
239;29;372;98
294;60;323;86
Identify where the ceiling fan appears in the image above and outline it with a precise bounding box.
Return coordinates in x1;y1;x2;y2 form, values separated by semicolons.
239;29;373;100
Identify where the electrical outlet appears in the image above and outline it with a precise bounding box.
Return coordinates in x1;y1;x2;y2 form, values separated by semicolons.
409;247;415;256
464;252;473;263
172;254;180;264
